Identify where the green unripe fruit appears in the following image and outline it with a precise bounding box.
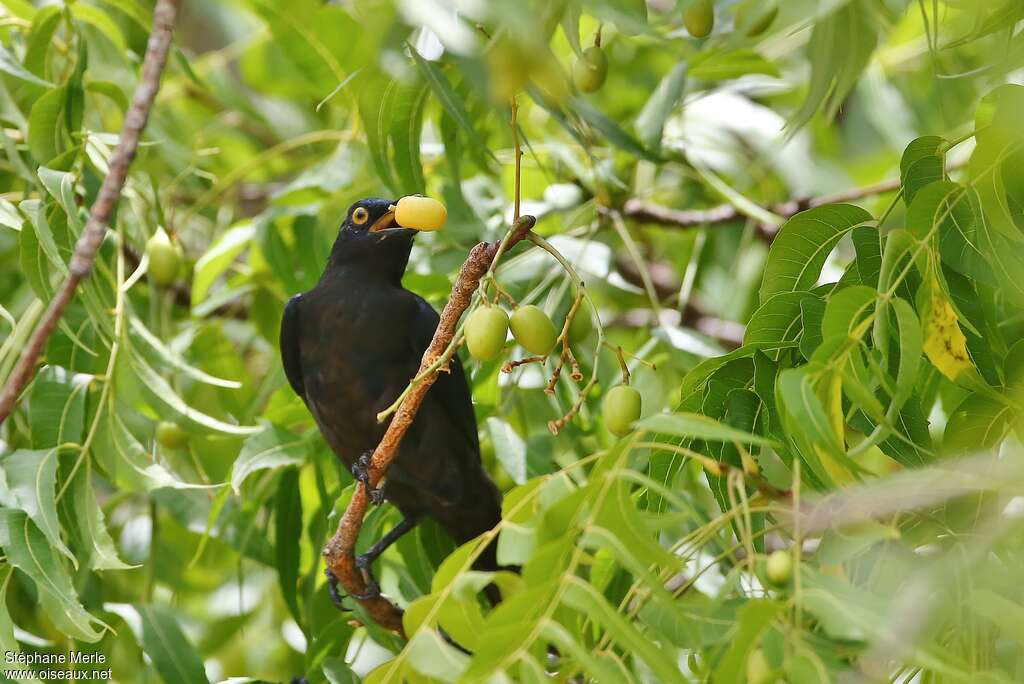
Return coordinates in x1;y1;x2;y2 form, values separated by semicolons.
735;3;777;37
602;385;642;437
765;549;793;587
510;305;558;356
684;0;714;38
572;46;608;93
746;648;773;684
568;300;594;343
146;228;182;287
465;306;509;361
156;421;189;449
395;195;447;231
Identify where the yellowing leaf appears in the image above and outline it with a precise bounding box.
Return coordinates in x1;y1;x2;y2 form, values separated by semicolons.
814;371;853;485
922;279;973;381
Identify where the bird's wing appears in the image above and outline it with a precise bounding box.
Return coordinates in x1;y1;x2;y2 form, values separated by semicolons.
280;295;306;399
410;295;481;456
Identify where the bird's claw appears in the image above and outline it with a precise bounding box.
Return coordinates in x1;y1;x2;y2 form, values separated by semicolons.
324;568;350;612
351;552;382;600
352;452;384;505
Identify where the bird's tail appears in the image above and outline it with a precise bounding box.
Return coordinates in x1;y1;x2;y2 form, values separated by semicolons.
436;476;516;604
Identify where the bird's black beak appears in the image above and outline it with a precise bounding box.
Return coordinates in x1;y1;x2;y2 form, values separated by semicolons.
368;203;417;239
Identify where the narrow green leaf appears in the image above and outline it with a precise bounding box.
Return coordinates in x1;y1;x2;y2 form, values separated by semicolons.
0;44;53;87
562;577;686;684
689;48;778;81
65;461;135;570
190;223;255;307
485;417;527;485
410;51;496;165
128;354;259;437
642;412;777;447
136;605;210;684
275;468;303;625
571;97;660;161
128;318;242;389
713;599;784;683
231;423;307;493
635;63;686;152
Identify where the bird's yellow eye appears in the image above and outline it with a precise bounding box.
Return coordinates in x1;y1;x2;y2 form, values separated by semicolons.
352;207;369;225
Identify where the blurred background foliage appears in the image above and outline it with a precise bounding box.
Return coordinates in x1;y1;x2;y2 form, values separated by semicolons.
0;0;1023;682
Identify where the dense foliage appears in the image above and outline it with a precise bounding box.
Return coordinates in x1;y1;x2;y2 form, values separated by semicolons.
1;0;1023;682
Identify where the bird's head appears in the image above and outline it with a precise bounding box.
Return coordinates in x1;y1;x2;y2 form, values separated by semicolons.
327;198;418;279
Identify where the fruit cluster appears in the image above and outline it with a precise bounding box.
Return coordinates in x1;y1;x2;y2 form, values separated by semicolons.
465;293;642;437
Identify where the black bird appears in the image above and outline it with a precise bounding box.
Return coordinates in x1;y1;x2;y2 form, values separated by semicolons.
279;198;503;602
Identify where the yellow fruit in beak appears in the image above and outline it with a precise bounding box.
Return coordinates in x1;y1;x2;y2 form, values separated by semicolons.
395;196;447;232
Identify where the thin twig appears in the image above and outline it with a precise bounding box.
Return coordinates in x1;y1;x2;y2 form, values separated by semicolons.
322;216;536;635
0;0;181;425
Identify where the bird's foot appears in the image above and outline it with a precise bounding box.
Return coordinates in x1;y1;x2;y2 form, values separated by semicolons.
350;552;382;600
352;451;384;505
324;567;350;612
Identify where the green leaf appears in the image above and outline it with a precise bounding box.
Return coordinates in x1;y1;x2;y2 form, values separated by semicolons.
689;48;779;81
485;417;527;485
128;318;242;389
902;155;944;204
128;354;260;437
322;656;360;684
571;97;661;162
822;285;876;339
562;577;686;684
851;225;882;288
788;3;877;130
27;87;67;165
231;423;307;493
642;412;777;447
971;590;1024;646
777;366;846;484
0;44;53;88
93;410;205;492
890;298;922;409
191;223;255;307
900;136;945;180
64;461;135;571
713;599;784;684
404;628;470;681
275;467;303;624
389;81;429;196
0;510;103;642
410;52;496;167
135;605;210;684
800;568;888;642
745;291;817;345
944;394;1013;453
0;448;76;563
0;567;29;683
635;63;686;152
27;365;90;448
760;204;873;303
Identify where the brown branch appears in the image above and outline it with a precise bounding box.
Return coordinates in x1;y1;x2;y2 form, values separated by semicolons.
322;215;537;635
620;180;897;239
0;0;181;425
621;160;969;238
